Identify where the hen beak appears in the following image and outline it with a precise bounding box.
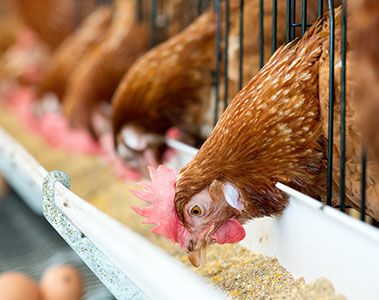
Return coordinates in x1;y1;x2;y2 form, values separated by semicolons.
186;225;215;267
187;237;209;267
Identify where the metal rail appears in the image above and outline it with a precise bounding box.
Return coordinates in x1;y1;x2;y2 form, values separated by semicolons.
0;127;226;300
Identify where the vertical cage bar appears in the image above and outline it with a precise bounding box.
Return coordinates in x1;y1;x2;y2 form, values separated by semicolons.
340;0;346;212
326;0;335;206
301;0;307;36
360;148;367;221
318;0;323;18
137;0;143;23
198;0;203;16
286;0;292;43
259;0;264;69
272;0;277;53
291;0;296;40
213;0;222;125
203;0;209;10
238;0;244;90
151;0;158;48
223;0;230;110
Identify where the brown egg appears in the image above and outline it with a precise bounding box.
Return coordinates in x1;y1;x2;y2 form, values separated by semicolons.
0;272;40;300
40;265;84;300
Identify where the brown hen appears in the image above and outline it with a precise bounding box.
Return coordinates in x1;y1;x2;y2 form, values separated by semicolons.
9;0;101;49
62;0;151;137
352;0;379;167
0;1;18;53
318;7;379;220
37;5;112;104
174;18;327;266
62;0;199;137
111;8;222;172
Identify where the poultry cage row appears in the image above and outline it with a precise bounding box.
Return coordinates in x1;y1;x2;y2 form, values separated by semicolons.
0;0;378;300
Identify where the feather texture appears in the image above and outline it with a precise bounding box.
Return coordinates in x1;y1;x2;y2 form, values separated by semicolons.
37;5;112;101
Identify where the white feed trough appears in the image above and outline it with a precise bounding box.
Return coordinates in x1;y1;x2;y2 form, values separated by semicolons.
0;125;378;300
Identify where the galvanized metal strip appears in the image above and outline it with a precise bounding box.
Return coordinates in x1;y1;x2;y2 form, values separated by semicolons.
0;126;47;214
43;171;148;300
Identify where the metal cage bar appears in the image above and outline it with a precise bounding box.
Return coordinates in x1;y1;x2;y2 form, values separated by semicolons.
291;0;296;40
213;0;222;125
259;0;264;69
198;0;210;15
340;0;347;212
272;0;277;53
361;148;367;221
292;23;313;27
286;0;292;43
301;0;307;36
151;0;158;47
238;0;244;90
326;0;335;206
223;0;230;110
137;0;143;23
318;0;324;18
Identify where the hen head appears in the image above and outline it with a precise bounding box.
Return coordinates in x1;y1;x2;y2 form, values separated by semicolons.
131;166;245;267
116;125;166;177
175;178;246;267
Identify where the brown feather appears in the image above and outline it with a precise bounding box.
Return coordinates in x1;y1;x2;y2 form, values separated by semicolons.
37;5;112;101
10;0;99;49
111;9;219;140
62;0;151;135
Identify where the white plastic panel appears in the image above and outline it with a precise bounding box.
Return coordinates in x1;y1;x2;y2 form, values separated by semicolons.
241;183;379;300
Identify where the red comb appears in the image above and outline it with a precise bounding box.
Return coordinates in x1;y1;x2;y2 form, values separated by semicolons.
130;165;188;247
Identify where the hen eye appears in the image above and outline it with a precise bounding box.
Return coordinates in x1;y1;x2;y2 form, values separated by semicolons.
189;205;204;216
